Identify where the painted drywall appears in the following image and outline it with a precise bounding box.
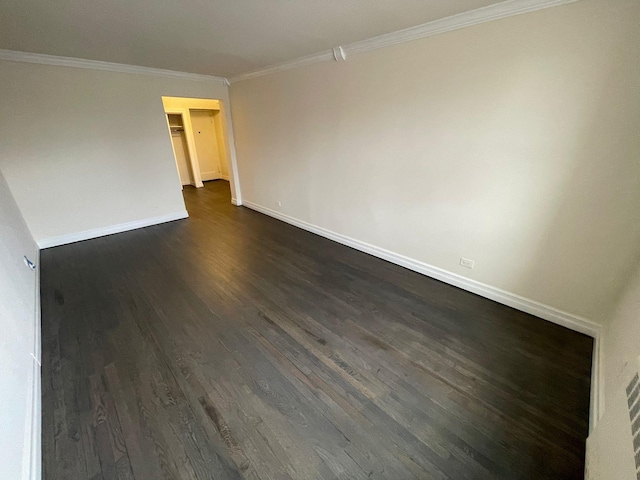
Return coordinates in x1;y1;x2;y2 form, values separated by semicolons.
586;263;640;479
0;169;40;479
0;60;238;246
162;96;220;111
230;0;640;324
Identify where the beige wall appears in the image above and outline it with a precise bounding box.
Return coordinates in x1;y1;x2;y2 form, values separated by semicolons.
0;170;39;480
230;0;640;324
0;61;236;245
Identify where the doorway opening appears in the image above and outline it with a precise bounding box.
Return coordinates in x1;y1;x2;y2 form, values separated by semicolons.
167;113;194;186
162;96;238;205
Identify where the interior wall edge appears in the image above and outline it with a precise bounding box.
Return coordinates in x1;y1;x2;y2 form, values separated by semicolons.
19;246;41;480
28;247;41;480
37;210;189;249
241;199;601;337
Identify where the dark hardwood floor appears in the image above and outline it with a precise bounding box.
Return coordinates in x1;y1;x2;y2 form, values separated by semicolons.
41;180;593;480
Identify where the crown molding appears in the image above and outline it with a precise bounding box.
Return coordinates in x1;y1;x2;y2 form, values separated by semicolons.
230;0;579;83
0;49;228;84
231;51;335;83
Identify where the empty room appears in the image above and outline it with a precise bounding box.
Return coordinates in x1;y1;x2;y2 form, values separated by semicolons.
0;0;638;479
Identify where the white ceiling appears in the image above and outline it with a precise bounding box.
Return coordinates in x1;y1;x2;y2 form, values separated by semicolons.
0;0;508;78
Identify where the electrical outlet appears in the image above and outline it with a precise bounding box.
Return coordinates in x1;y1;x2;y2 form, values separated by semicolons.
276;200;282;207
460;257;474;269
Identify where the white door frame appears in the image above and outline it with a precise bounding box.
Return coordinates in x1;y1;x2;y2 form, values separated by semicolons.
164;108;204;188
162;96;242;204
218;100;242;205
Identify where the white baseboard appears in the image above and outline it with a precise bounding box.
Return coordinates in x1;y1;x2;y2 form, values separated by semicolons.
243;200;605;432
231;198;241;206
242;200;601;338
37;210;189;249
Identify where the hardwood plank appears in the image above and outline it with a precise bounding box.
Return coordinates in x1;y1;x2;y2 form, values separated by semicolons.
41;180;592;480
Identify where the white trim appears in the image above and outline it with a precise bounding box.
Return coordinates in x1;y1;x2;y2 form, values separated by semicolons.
219;99;242;205
242;200;601;338
25;356;41;480
231;51;335;83
230;0;579;83
31;248;41;366
38;210;189;249
344;0;579;56
0;49;227;83
589;332;604;433
22;246;41;480
332;46;347;62
231;198;241;206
